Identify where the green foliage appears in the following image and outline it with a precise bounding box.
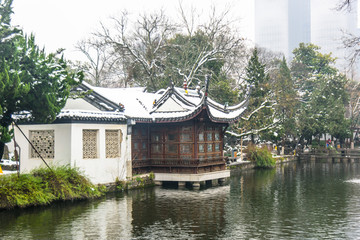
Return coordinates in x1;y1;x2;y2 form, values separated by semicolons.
165;31;219;87
237;48;273;141
149;172;155;180
291;43;350;143
115;177;127;191
246;144;276;168
0;166;102;209
0;1;83;158
209;78;239;105
273;57;298;137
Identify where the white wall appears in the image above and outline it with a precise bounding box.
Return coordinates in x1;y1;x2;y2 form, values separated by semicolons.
63;98;100;111
70;123;129;184
15;122;131;184
15;123;72;173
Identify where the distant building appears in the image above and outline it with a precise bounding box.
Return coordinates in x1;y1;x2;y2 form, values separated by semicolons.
311;0;360;78
254;0;360;78
255;0;311;60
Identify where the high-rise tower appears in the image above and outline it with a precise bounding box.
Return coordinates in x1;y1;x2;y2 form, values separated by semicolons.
255;0;311;59
254;0;360;77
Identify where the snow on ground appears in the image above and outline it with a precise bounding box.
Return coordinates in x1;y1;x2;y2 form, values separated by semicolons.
1;170;17;175
346;179;360;184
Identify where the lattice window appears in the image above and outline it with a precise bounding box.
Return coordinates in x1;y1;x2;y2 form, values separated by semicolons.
106;130;121;158
30;130;54;159
83;129;98;159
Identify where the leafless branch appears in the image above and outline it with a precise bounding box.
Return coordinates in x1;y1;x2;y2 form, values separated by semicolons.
336;0;354;11
342;31;360;67
226;120;280;138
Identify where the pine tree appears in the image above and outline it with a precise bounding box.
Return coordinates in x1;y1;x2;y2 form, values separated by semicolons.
239;48;273;143
245;48;270;108
273;57;298;152
0;0;83;159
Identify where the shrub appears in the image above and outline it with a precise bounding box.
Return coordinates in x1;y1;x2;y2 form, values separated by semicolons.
0;166;103;209
0;173;54;209
149;172;155;180
246;144;276;168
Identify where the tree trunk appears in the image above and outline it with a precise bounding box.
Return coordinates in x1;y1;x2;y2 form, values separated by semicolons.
0;141;5;160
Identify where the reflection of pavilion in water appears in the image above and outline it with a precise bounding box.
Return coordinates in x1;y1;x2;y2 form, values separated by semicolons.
45;186;231;239
11;186;230;239
130;186;230;238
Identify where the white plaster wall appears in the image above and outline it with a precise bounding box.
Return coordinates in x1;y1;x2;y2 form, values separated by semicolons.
70;123;129;184
15;124;72;173
15;122;131;185
63;98;100;111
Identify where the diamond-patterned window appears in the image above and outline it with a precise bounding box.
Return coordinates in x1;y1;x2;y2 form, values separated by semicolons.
30;130;54;159
106;130;121;158
83;129;98;159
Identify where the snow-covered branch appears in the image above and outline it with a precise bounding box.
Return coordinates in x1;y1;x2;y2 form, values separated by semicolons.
240;99;276;121
226;120;280;138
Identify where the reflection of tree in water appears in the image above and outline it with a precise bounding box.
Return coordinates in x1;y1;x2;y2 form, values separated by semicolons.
0;198;104;239
130;186;229;239
2;162;360;239
224;162;357;239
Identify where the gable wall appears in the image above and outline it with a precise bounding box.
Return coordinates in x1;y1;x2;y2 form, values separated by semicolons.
63;98;100;111
69;123;130;184
15;122;131;184
15;123;72;173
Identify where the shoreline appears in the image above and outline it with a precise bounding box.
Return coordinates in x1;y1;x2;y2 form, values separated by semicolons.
2;154;357;211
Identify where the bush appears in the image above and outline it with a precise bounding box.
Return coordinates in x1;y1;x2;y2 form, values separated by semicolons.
246;144;276;168
0;166;103;209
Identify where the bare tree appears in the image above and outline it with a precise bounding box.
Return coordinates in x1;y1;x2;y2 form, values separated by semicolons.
336;0;354;11
76;3;247;92
175;4;247;87
342;31;360;67
75;38;115;86
335;0;360;74
93;10;177;91
346;80;360;148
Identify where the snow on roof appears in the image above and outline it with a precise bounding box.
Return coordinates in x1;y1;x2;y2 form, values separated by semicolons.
78;82;249;123
58;109;126;121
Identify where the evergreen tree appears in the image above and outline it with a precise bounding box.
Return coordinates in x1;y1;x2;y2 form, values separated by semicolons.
291;43;350;145
238;48;273;143
272;57;298;151
0;0;83;159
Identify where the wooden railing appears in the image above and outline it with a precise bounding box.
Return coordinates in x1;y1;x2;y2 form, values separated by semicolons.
299;148;360;162
132;157;225;168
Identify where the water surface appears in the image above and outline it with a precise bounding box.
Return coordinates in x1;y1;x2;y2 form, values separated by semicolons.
1;161;360;239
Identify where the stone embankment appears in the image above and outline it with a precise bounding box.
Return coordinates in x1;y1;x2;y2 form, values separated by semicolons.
298;148;360;163
102;173;155;192
228;155;296;171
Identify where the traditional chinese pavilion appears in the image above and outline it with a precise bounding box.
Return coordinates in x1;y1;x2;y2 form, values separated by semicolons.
87;77;249;185
15;78;249;186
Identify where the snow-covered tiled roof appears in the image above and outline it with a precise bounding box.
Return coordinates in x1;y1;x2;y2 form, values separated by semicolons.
57;109;126;122
74;81;249;124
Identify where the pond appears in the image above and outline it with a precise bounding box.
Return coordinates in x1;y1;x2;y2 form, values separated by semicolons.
1;160;360;239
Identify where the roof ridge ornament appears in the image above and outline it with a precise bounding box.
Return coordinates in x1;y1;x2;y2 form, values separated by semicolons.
183;79;188;94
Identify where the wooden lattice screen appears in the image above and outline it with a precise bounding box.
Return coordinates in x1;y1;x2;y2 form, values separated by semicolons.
30;130;55;159
83;129;98;159
105;130;121;158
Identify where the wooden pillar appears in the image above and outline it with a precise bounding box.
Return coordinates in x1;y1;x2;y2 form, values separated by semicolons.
147;124;151;163
194;120;198;160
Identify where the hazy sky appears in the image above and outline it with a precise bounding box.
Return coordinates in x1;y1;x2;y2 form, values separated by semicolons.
11;0;254;62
